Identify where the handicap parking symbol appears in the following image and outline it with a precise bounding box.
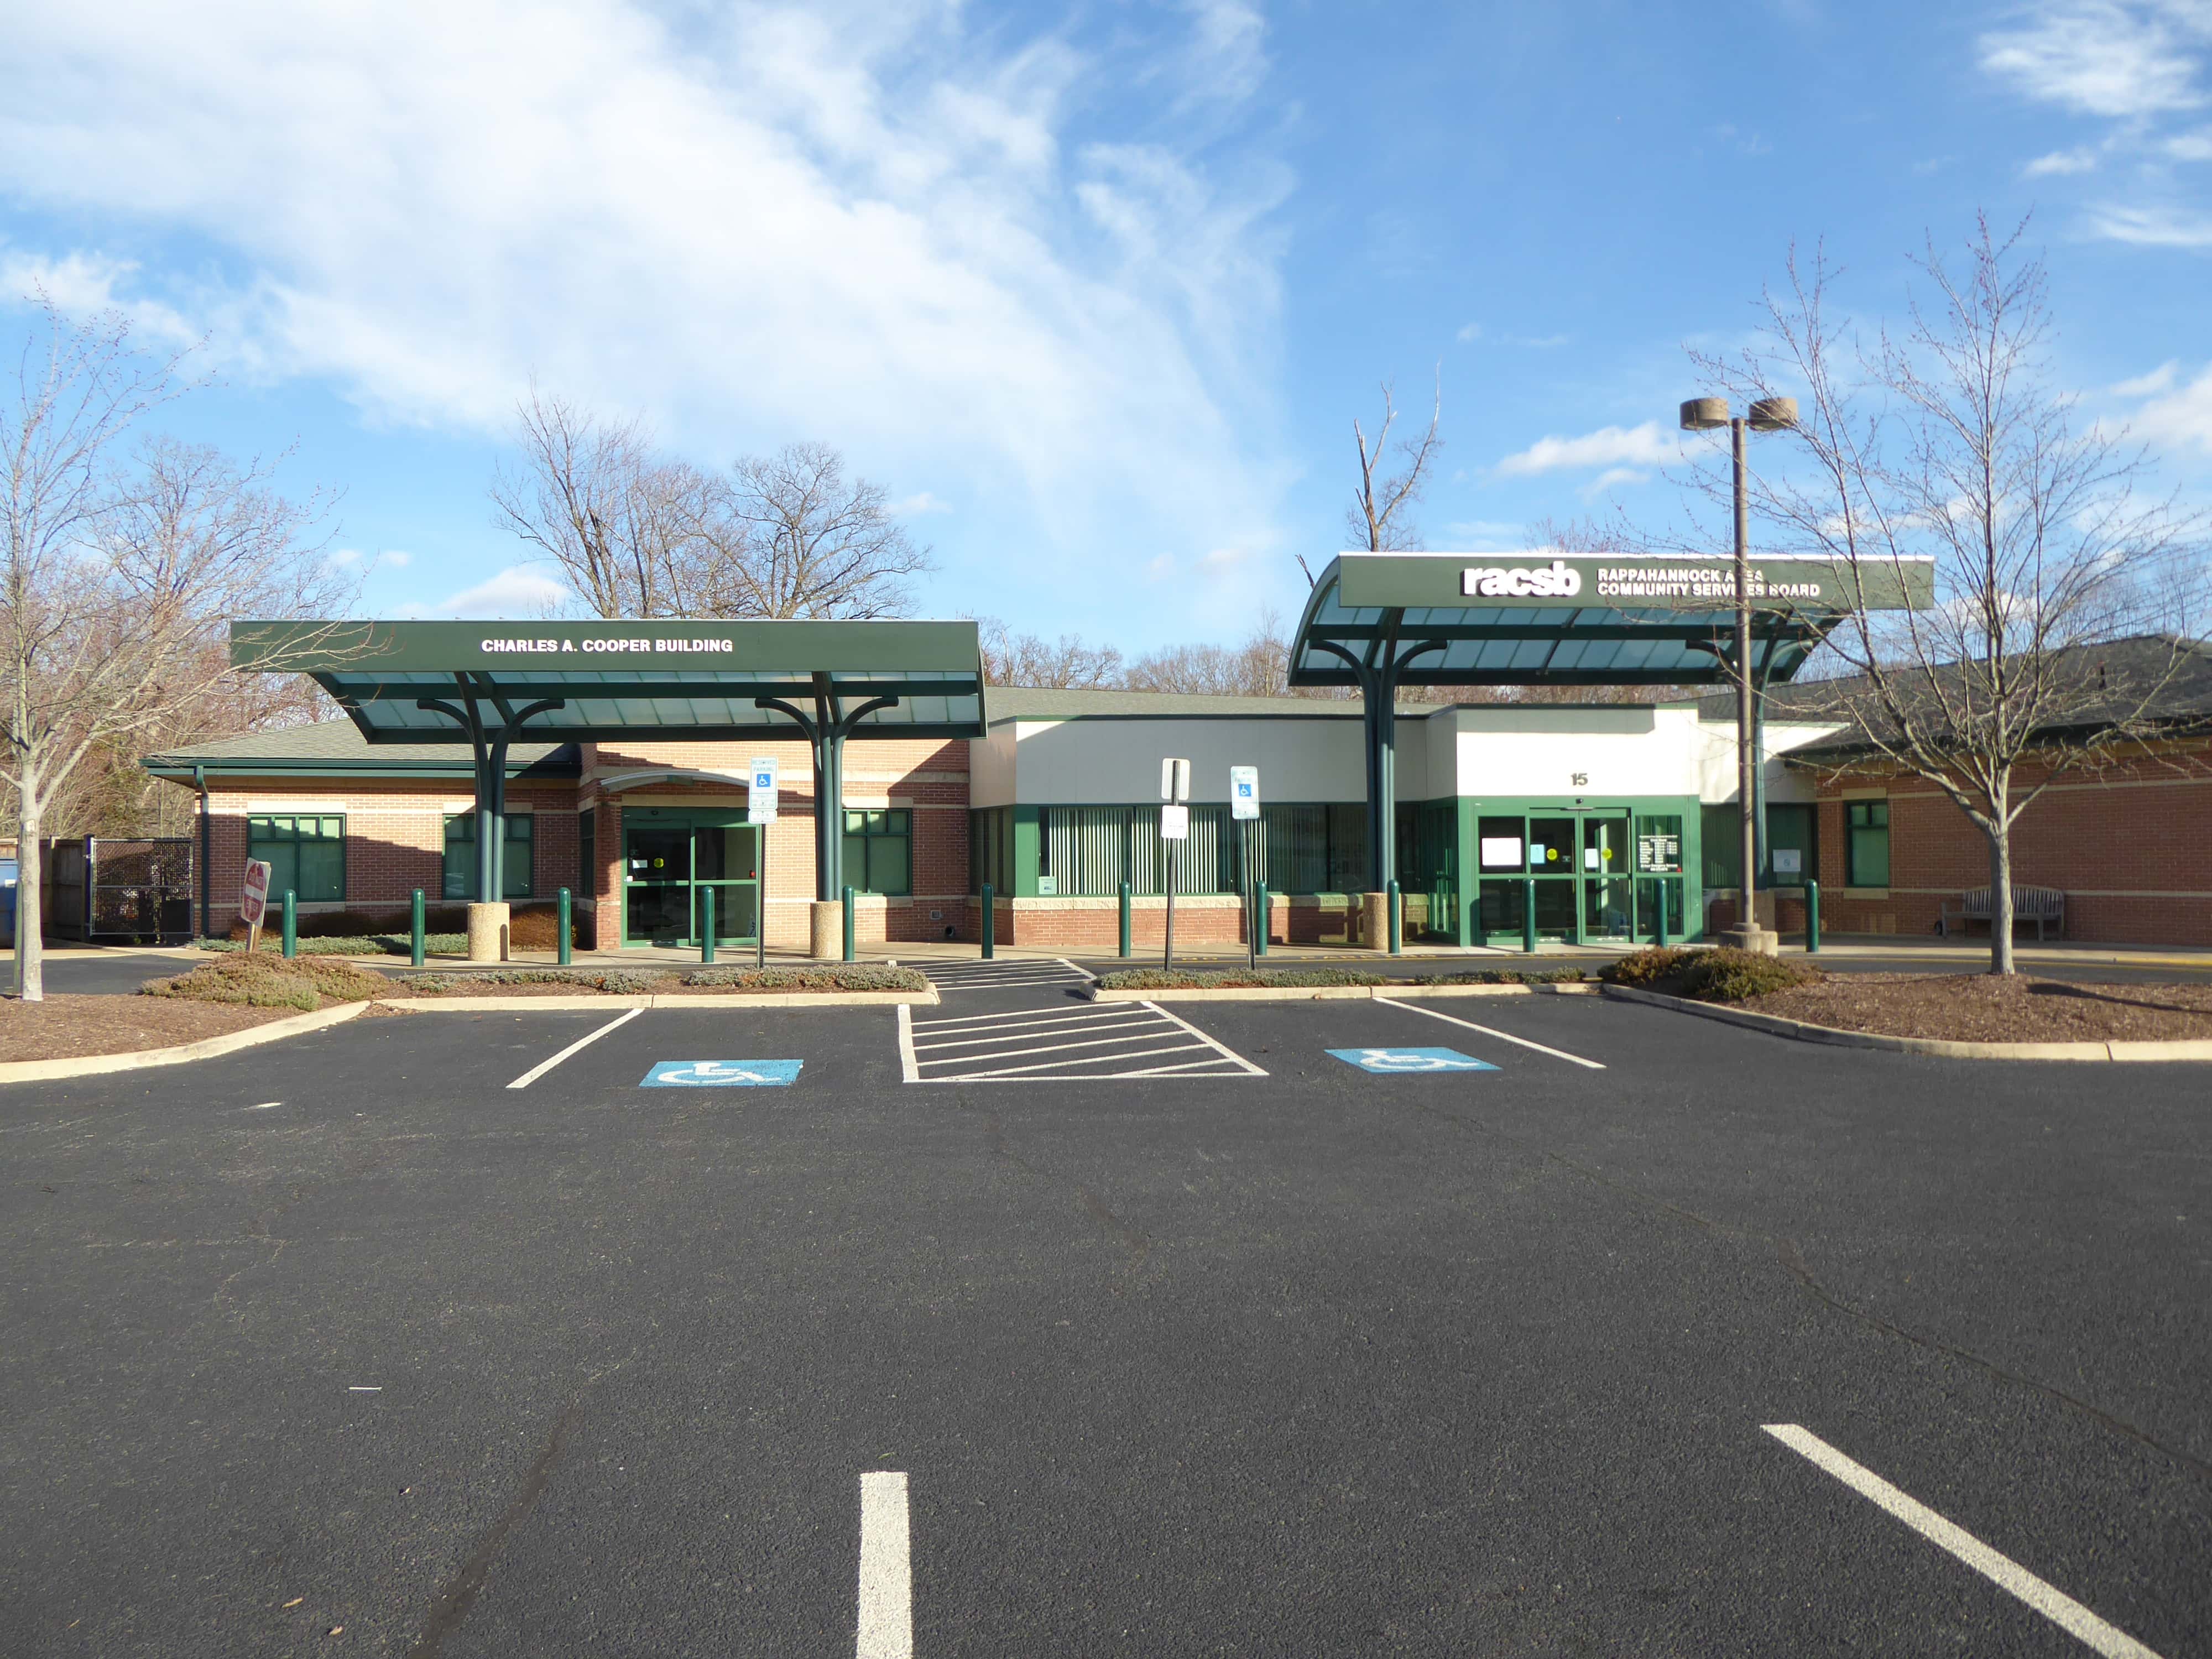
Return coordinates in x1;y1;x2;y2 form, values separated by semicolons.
641;1059;802;1088
1328;1046;1496;1074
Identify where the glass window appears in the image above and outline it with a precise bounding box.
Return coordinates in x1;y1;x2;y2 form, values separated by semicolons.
844;808;912;896
1847;800;1890;887
442;813;533;900
1765;804;1814;885
1478;816;1526;873
247;815;346;903
577;808;596;899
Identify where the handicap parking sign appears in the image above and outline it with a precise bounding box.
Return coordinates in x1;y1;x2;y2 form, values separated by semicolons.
641;1060;802;1088
1328;1046;1496;1074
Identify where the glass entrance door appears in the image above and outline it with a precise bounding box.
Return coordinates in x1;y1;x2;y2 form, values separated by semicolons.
1476;809;1638;945
622;812;759;947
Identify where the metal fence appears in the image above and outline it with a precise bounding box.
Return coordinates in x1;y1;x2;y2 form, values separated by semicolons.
43;837;195;943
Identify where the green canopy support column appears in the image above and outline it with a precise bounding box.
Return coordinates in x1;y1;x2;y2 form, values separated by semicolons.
759;678;899;958
418;680;561;958
1311;617;1443;944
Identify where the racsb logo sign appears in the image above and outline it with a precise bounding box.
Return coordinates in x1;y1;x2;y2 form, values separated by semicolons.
1460;559;1583;600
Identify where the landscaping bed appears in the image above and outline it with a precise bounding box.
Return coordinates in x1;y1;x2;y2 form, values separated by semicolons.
1600;946;2212;1044
398;964;928;997
1735;973;2212;1044
1094;966;1589;992
0;994;316;1063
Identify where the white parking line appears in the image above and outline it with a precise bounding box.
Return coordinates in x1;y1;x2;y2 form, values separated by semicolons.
1372;996;1605;1070
1761;1425;2164;1659
1144;1000;1268;1076
896;1004;920;1083
942;1040;1218;1080
504;1008;644;1089
857;1470;913;1659
912;1011;1156;1051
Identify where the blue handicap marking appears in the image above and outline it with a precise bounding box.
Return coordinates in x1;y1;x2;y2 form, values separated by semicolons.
1327;1046;1496;1074
641;1059;802;1088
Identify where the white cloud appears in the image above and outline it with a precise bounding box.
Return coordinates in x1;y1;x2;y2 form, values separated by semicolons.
2084;202;2212;243
2111;361;2180;395
2125;359;2212;455
398;565;572;619
888;491;953;516
1579;466;1648;498
2168;126;2212;158
1456;322;1481;342
1442;519;1525;548
1979;1;2210;119
2023;147;2100;175
380;549;414;568
0;1;1292;618
1494;421;1674;477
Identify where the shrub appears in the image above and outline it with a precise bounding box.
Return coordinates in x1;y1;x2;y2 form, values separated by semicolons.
681;964;928;992
407;968;674;995
1676;948;1822;1002
142;953;393;1011
1603;947;1695;987
1094;967;1390;991
199;933;470;957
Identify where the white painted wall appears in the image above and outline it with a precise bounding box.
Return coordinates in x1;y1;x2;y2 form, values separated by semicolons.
974;713;1377;806
1692;717;1847;804
1448;703;1706;799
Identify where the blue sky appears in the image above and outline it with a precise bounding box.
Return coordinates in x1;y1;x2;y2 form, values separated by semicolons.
2;0;2208;648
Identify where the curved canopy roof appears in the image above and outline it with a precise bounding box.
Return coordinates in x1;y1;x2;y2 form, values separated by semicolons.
229;618;988;743
1288;552;1934;689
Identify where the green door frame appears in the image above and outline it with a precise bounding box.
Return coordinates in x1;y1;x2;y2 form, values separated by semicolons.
619;808;761;949
1467;800;1701;946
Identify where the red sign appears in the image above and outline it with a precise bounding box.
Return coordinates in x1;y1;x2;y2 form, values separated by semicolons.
240;859;272;928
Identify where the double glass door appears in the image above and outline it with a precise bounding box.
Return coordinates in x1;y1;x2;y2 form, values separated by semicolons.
623;811;759;947
1477;811;1636;943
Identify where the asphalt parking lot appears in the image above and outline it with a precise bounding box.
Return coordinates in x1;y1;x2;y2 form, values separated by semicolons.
4;963;2207;1656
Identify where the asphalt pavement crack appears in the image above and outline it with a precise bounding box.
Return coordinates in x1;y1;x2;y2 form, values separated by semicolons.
1391;1093;2212;1488
408;1395;583;1658
978;1108;1155;1284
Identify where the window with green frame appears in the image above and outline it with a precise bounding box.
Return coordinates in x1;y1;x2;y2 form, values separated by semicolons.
248;814;346;903
1846;800;1891;887
442;813;534;899
843;809;911;895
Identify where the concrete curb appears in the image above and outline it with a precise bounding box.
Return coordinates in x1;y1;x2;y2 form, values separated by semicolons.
0;1000;373;1084
1083;981;1598;1004
383;988;940;1012
1600;983;2212;1061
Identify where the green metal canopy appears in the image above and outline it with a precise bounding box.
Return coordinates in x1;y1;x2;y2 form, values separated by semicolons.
1287;552;1934;893
228;618;987;905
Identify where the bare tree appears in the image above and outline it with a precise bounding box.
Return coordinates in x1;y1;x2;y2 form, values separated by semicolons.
975;618;1123;687
1125;609;1294;697
1347;376;1442;551
1693;218;2205;973
490;389;724;618
3;302;352;998
720;442;933;619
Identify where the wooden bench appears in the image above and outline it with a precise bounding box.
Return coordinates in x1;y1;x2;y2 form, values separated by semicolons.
1938;885;2065;941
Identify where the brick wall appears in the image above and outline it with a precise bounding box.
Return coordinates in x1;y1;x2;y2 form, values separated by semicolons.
1807;744;2212;945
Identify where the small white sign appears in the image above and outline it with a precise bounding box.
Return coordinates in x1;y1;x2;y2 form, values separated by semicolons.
1229;765;1260;821
747;755;779;825
239;859;272;928
1480;836;1522;868
1036;875;1058;895
1773;847;1802;875
1160;757;1191;802
1583;846;1600;871
1160;804;1190;841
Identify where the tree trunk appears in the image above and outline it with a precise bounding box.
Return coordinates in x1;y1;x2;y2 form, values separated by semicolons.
14;786;43;1001
1986;795;2014;978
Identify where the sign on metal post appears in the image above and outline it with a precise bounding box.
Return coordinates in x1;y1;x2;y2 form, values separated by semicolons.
1159;804;1190;841
1159;758;1190;971
747;757;779;824
240;859;271;951
1229;765;1259;821
1160;757;1191;802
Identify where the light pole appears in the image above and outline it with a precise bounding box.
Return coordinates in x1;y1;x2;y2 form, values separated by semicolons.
1680;394;1796;956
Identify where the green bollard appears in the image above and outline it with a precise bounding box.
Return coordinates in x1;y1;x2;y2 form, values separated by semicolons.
841;884;855;963
980;883;995;959
1806;879;1821;953
1387;877;1402;956
557;887;571;966
281;890;297;958
1522;878;1537;956
702;886;716;964
1255;884;1270;957
410;888;425;967
1655;880;1671;948
1118;880;1131;959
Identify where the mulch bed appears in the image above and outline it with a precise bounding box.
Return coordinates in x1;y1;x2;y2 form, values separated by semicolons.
0;995;310;1063
1738;974;2212;1044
